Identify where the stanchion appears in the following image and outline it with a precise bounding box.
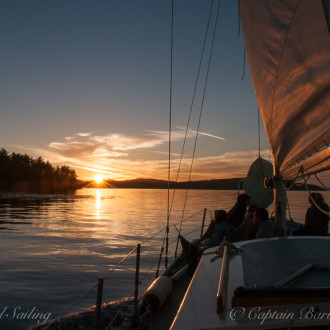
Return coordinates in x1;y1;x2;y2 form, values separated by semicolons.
94;276;104;330
200;208;207;239
134;244;141;318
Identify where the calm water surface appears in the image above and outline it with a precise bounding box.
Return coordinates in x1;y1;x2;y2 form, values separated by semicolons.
0;188;329;329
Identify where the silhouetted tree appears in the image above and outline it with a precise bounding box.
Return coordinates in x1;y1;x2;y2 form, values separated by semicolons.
0;148;78;193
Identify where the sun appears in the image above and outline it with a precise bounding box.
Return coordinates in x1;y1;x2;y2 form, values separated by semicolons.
94;175;104;184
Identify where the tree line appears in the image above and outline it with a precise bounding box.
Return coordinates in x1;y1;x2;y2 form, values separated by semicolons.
0;148;79;193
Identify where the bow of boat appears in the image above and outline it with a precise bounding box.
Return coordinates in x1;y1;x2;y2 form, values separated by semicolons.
171;236;330;329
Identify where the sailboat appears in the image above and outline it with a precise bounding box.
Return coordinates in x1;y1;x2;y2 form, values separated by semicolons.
138;0;330;329
33;1;329;329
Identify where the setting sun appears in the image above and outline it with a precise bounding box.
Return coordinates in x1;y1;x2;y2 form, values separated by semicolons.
94;175;104;184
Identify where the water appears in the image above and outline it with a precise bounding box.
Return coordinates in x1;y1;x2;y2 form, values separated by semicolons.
0;188;329;329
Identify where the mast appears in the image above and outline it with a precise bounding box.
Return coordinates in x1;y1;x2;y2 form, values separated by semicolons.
273;160;287;237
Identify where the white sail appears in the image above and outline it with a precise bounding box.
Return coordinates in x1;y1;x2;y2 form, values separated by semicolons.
239;0;330;178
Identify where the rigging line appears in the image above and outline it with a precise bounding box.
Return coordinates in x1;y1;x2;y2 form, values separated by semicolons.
185;226;203;237
156;233;167;278
285;192;293;221
169;208;205;227
301;168;330;216
238;0;241;37
185;0;221;198
141;208;203;254
280;165;309;191
174;209;205;256
294;180;307;187
174;0;221;255
169;0;215;218
174;207;185;257
314;173;330;190
166;0;175;269
140;227;166;246
241;46;246;80
103;246;138;280
257;107;260;157
174;188;190;256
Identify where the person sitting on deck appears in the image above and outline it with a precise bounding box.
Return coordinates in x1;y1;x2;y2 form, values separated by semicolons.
253;207;276;239
294;193;329;236
200;216;216;241
213;209;236;245
305;193;329;235
235;204;258;241
199;210;236;250
228;193;251;229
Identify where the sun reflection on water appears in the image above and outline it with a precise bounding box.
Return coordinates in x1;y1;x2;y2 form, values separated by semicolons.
95;190;101;219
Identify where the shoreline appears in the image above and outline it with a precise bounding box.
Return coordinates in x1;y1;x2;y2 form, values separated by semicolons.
0;177;324;194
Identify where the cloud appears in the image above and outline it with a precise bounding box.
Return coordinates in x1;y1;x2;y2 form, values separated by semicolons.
49;130;190;160
45;131;177;179
49;131;166;158
91;133;165;151
77;132;92;137
142;149;272;181
144;130;187;143
6;135;271;181
82;149;271;181
175;126;226;141
186;150;271;179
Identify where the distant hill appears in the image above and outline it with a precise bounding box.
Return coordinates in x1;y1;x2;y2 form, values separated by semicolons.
105;178;244;190
104;178;324;191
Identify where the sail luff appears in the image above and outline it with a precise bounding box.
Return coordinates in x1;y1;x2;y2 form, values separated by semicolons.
239;0;330;176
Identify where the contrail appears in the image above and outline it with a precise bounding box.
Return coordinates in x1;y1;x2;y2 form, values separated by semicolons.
175;126;226;141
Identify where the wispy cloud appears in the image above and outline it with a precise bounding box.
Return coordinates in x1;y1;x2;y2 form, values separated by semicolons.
49;131;166;157
175;126;226;141
149;149;271;181
46;131;177;179
77;132;92;137
5;135;270;181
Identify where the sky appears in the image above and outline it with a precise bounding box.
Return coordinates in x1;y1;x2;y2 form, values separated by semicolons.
0;0;291;182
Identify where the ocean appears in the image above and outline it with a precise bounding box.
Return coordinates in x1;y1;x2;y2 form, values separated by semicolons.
0;188;329;329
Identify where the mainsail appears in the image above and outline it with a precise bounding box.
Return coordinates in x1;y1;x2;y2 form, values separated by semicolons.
239;0;330;179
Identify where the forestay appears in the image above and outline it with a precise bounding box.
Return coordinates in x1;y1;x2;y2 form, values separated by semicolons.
239;0;330;177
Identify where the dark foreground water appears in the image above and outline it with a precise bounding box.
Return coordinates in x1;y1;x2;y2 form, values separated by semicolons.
0;188;328;329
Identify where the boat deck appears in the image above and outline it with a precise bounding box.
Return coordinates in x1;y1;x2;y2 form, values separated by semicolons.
242;238;330;287
147;274;192;330
171;237;330;329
